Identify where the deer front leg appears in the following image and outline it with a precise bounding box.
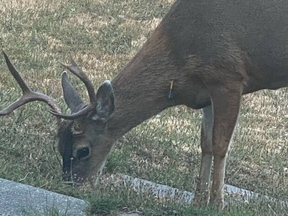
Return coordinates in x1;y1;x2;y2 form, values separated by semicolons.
194;105;213;205
209;83;242;208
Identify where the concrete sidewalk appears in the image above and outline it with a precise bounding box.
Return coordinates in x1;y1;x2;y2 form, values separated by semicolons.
0;178;87;216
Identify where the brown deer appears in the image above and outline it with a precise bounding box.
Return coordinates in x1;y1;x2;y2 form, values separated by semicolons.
1;0;288;208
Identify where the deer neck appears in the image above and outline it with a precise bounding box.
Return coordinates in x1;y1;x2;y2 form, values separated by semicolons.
107;27;177;139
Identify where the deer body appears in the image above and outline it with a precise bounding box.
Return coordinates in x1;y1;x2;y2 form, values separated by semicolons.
109;1;288;206
2;0;288;208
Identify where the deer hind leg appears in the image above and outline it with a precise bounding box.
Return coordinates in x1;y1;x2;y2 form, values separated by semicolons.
209;82;242;208
194;105;213;206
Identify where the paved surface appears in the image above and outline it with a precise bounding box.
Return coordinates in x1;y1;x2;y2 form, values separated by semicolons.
112;174;260;203
0;178;87;216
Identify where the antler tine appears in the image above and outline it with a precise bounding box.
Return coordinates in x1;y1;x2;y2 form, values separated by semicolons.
0;52;62;117
50;60;97;119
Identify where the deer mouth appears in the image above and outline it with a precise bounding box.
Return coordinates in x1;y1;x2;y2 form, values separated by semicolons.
62;171;86;187
62;158;107;187
62;169;102;188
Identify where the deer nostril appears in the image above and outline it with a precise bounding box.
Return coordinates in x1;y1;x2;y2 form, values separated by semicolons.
77;147;90;160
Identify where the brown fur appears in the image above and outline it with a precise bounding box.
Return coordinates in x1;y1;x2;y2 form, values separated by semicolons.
98;0;288;207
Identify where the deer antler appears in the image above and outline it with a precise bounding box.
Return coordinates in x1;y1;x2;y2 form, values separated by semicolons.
0;53;97;120
49;60;97;120
0;52;62;117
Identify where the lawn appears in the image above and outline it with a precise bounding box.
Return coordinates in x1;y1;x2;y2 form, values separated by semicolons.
0;0;287;215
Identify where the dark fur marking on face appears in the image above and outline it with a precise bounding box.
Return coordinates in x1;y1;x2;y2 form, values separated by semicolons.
57;121;74;174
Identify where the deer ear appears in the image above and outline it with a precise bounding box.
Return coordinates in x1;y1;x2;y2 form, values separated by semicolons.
93;80;114;121
61;72;84;113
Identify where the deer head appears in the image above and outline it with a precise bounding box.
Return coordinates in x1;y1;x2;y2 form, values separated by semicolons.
0;52;114;186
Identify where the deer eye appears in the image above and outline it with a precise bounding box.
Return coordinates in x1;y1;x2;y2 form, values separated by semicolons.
77;147;90;160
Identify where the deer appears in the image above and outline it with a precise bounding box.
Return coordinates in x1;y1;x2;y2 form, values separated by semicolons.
1;0;288;208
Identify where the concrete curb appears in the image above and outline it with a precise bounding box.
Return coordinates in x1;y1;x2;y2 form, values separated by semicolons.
107;174;287;205
0;178;87;216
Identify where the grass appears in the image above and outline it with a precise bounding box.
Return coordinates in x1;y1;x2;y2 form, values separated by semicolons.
0;0;288;215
